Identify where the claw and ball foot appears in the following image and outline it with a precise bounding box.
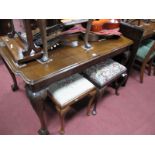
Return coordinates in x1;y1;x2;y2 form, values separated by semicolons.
92;110;97;115
38;128;50;135
11;84;19;91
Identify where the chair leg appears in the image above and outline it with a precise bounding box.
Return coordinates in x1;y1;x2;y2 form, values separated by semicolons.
148;60;153;76
140;63;146;83
87;90;96;116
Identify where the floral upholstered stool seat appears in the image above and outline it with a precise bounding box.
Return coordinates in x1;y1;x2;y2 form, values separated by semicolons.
47;73;96;134
82;58;127;114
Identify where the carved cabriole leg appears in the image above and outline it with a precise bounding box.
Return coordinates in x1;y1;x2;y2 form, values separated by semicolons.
25;85;49;135
87;90;96;116
56;106;70;135
92;88;103;115
58;110;65;135
2;58;19;91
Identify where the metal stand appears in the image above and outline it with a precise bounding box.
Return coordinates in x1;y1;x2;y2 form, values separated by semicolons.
84;19;93;49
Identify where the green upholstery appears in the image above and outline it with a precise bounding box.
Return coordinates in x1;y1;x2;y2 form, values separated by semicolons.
143;39;154;48
136;39;155;61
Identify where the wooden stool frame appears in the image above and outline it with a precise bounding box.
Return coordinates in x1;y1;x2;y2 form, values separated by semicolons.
47;87;96;134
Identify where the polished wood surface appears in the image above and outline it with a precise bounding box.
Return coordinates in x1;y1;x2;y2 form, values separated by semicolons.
1;36;42;64
131;20;155;41
142;21;155;40
1;22;144;134
0;35;133;90
2;22;143;134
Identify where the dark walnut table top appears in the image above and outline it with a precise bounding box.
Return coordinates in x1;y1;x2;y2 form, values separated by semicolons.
0;35;133;91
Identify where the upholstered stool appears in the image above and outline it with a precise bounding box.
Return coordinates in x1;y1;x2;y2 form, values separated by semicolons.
82;58;127;114
47;73;96;134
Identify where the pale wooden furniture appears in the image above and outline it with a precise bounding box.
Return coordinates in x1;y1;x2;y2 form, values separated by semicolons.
47;73;96;134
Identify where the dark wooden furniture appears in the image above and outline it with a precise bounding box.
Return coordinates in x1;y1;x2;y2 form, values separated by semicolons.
128;20;155;41
0;22;143;134
136;40;155;83
82;58;127;115
1;20;43;65
119;22;143;76
141;20;155;41
0;19;14;36
128;20;155;81
153;62;155;76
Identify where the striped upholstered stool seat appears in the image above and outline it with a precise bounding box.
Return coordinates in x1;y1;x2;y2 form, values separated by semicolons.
47;73;96;134
82;59;127;115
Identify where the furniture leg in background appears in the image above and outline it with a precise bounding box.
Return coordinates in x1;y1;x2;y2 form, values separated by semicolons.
120;22;144;84
1;57;19;91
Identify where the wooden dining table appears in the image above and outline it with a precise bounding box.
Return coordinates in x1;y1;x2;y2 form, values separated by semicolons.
0;22;144;134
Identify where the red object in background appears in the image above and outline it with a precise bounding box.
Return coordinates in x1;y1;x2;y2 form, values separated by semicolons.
94;28;121;36
91;19;110;32
103;19;120;29
91;19;120;32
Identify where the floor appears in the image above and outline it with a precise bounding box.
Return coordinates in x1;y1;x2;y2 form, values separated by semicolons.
0;59;155;135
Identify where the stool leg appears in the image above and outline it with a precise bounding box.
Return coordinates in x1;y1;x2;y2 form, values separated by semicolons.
87;90;96;116
115;80;119;96
58;110;65;135
92;102;97;115
121;73;128;87
92;89;102;115
57;106;69;135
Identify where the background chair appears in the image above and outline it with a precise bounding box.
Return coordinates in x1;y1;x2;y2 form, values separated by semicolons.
153;60;155;76
119;22;143;76
135;39;155;83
